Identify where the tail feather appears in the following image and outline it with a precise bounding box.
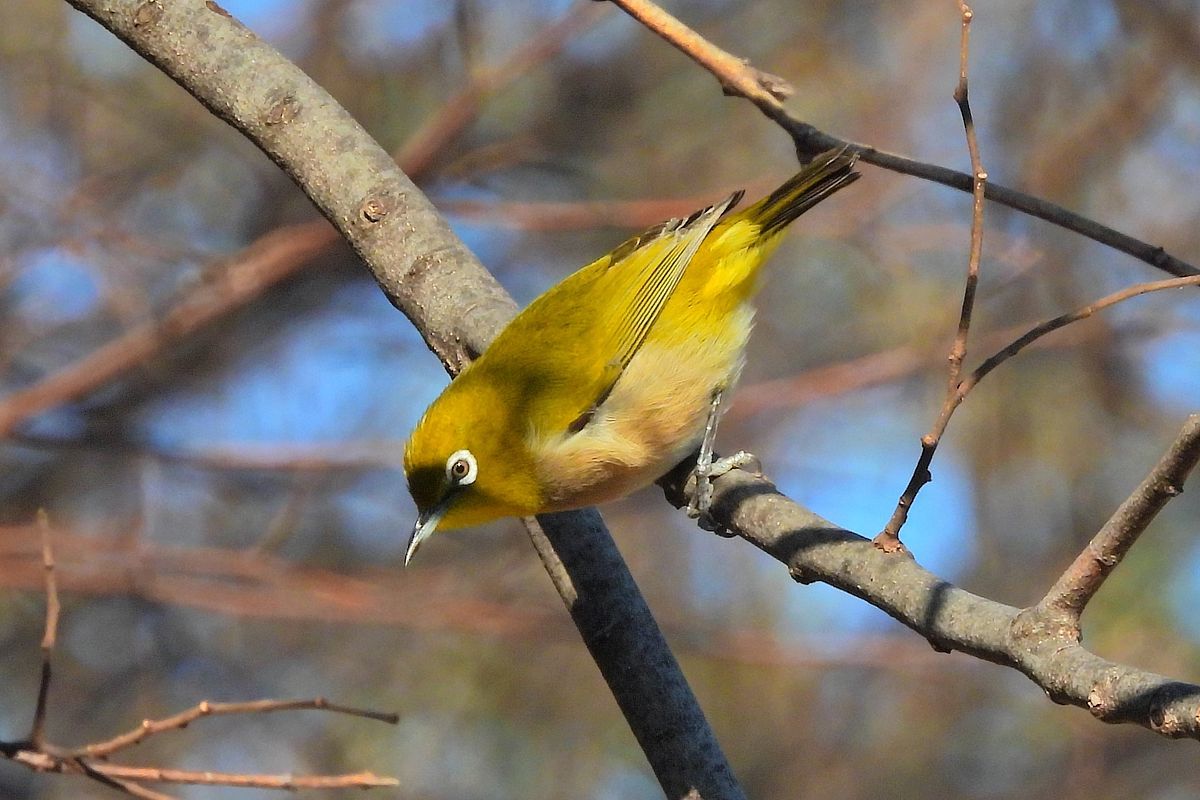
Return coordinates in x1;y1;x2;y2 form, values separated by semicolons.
745;148;860;237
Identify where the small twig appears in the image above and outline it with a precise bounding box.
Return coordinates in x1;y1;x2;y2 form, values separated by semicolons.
603;0;793;102
75;757;176;800
875;1;986;552
1039;414;1200;624
74;698;398;760
30;510;59;749
11;749;397;792
874;273;1200;552
960;275;1200;396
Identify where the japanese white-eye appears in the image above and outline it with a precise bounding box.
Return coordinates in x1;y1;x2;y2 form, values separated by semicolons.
404;149;859;563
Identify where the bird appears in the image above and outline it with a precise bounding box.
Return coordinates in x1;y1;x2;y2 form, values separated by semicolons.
403;148;860;564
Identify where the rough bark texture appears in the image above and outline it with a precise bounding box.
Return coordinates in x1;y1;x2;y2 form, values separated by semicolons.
660;457;1200;740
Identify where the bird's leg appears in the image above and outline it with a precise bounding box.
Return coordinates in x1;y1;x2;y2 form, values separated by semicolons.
687;388;759;527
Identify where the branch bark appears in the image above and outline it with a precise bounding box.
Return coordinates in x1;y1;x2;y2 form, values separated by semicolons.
58;1;743;797
659;434;1200;741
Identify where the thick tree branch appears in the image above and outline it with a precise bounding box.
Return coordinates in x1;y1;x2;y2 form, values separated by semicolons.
659;440;1200;741
59;1;743;797
603;0;1200;280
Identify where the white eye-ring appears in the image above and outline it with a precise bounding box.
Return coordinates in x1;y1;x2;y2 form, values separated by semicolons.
446;449;477;486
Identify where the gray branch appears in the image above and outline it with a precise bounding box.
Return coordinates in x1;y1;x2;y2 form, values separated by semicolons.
659;419;1200;741
62;1;742;797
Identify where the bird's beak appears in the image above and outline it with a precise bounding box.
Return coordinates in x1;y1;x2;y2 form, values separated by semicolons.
405;501;448;566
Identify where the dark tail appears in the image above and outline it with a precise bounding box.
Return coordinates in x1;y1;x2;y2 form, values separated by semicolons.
743;148;860;237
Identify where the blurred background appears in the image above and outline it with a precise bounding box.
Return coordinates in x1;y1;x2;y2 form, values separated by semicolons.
1;0;1199;797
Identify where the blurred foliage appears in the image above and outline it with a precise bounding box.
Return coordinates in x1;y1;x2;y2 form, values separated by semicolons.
1;0;1199;798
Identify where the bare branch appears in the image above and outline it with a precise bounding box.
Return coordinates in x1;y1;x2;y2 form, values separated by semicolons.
2;520;400;796
876;0;988;552
1039;415;1200;623
603;0;1200;280
10;749;397;792
74;698;398;760
29;510;60;750
604;0;793;102
659;459;1200;741
960;275;1200;397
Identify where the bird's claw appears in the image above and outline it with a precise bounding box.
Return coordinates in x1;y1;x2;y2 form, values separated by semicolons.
686;450;759;530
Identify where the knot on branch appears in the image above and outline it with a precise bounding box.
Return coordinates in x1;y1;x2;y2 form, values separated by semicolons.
1010;605;1081;650
1146;684;1200;738
358;192;400;226
133;0;164;27
264;92;301;126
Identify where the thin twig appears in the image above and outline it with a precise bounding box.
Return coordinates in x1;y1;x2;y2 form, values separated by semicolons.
869;274;1200;548
74;698;398;759
875;1;986;552
959;275;1200;396
11;749;397;791
1;519;400;794
604;0;793;102
75;758;177;800
603;0;1200;280
30;510;59;750
1039;414;1200;624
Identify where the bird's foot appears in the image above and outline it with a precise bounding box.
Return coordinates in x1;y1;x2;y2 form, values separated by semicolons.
686;450;760;530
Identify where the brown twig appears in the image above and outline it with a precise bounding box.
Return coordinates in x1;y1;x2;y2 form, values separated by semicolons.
1;517;400;796
1038;414;1200;627
874;1;986;552
959;274;1200;396
10;750;398;792
603;0;1200;280
30;510;59;750
73;698;398;760
603;0;793;102
869;273;1200;550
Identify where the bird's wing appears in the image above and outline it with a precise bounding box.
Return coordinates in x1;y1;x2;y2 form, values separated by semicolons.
549;191;741;433
480;190;742;439
597;191;741;377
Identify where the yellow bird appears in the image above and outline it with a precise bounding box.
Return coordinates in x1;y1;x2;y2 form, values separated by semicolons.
403;149;859;564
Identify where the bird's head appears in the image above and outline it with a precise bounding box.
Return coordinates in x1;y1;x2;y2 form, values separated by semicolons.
402;372;540;565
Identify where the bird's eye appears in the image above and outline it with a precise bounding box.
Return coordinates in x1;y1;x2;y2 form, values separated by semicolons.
445;449;477;486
